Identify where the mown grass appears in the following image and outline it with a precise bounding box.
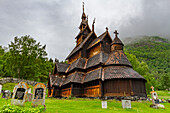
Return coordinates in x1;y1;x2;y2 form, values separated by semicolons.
0;97;170;113
0;83;170;113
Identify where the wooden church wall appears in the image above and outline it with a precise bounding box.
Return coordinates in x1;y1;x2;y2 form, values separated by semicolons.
101;36;111;54
53;87;61;97
111;44;123;51
88;44;101;58
73;83;82;97
81;34;97;58
68;51;81;64
83;80;101;97
104;79;131;96
60;84;72;97
132;80;146;97
104;79;146;97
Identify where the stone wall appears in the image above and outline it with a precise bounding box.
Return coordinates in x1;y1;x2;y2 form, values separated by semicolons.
0;77;47;86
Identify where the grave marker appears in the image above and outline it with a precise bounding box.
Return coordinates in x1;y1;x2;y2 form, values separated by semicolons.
101;101;107;109
122;100;131;109
11;82;29;106
150;86;165;109
32;83;46;106
2;90;11;99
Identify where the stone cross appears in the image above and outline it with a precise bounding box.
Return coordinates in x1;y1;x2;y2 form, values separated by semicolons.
151;86;154;92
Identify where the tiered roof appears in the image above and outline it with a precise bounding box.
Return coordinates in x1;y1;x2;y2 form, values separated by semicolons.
49;4;146;88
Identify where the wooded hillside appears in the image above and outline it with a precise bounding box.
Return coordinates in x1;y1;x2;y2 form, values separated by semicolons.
124;36;170;90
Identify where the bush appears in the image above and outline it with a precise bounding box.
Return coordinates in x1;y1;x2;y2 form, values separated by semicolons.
0;104;44;113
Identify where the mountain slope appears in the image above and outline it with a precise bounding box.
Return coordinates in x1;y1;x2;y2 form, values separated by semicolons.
124;36;170;89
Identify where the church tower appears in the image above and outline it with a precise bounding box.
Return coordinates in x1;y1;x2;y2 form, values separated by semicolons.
111;30;124;51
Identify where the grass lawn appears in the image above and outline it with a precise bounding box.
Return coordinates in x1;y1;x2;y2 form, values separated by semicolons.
0;83;170;113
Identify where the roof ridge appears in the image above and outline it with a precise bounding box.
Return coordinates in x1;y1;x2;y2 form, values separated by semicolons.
66;31;94;60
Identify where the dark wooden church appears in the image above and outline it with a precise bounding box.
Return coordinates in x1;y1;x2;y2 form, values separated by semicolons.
48;4;147;98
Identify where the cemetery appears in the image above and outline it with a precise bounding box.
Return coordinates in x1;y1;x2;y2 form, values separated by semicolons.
0;82;169;113
0;1;170;113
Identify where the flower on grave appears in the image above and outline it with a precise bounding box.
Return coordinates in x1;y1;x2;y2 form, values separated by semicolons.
44;105;46;111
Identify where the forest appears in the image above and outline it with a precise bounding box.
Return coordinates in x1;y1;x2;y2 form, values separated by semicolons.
0;35;169;93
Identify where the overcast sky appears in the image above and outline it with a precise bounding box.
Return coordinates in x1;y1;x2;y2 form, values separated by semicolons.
0;0;170;61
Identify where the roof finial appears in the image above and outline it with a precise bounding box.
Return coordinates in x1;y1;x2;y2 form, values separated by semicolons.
92;18;96;32
83;2;85;13
114;30;119;38
106;27;108;32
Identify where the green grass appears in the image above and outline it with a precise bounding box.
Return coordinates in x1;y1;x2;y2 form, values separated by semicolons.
0;83;170;113
0;97;169;113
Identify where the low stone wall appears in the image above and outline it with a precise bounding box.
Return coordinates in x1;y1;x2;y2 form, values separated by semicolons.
0;77;47;86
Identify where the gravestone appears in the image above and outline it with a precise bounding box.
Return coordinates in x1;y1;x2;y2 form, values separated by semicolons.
0;85;2;95
150;86;159;104
101;101;107;109
11;82;29;106
32;83;46;106
2;90;11;99
122;100;131;109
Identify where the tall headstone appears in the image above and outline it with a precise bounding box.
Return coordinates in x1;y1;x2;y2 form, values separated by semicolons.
150;86;165;109
0;85;2;95
11;82;29;106
150;86;159;104
32;83;46;106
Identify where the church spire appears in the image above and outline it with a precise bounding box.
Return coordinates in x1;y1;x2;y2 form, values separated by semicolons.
79;2;88;31
81;2;86;20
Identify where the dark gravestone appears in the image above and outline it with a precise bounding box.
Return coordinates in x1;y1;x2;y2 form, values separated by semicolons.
15;88;25;100
2;90;11;99
34;88;44;99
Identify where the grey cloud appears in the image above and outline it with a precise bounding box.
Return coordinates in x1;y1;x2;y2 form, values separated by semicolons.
0;0;169;61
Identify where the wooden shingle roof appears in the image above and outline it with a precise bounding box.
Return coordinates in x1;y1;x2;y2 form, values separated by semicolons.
67;58;86;72
55;63;70;73
103;66;146;81
86;52;109;69
62;72;84;85
84;68;102;83
105;50;132;67
66;32;93;60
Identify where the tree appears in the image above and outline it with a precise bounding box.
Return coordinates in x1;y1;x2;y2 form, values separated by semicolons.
7;35;48;81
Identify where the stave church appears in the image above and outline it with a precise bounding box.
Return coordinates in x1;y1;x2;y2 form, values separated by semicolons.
48;4;147;98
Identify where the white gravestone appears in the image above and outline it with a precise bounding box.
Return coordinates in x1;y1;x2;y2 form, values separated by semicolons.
122;100;131;109
32;83;46;106
0;85;2;95
11;82;29;106
101;101;107;109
